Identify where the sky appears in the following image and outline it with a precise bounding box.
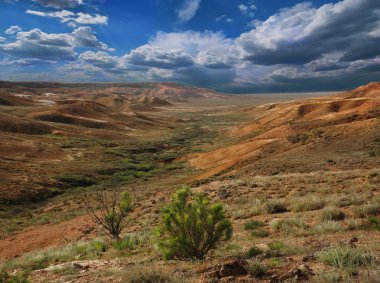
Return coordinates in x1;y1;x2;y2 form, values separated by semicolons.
0;0;379;93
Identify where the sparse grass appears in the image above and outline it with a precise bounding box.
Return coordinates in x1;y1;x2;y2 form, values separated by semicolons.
310;221;342;235
313;271;342;283
317;245;374;269
265;200;288;214
124;267;188;283
291;196;326;212
321;207;346;221
244;220;265;230
4;239;107;270
251;228;270;238
353;202;380;218
270;218;308;235
112;233;147;252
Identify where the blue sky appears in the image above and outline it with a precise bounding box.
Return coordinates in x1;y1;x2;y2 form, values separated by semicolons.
0;0;379;92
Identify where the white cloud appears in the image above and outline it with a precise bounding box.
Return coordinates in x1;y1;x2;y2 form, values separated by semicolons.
216;15;233;23
33;0;84;9
0;37;6;42
5;25;22;35
124;44;194;69
26;9;108;26
0;27;112;61
238;3;257;17
177;0;202;22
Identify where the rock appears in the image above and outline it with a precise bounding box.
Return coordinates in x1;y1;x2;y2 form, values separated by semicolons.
302;254;316;262
219;260;248;278
202;259;248;281
275;264;314;282
349;237;359;248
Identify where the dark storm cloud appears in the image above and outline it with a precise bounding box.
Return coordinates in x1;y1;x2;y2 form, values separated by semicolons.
237;0;380;66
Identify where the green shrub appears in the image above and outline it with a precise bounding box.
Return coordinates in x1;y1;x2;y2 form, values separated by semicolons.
265;200;288;214
321;207;346;221
368;217;380;230
353;202;380;218
246;262;267;278
267;241;293;257
244;220;265;230
246;246;263;258
291;196;326;212
251;229;270;238
157;186;232;259
317;245;374;269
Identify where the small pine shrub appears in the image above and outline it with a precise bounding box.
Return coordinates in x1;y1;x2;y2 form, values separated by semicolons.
244;220;265;230
265;200;288;214
246;261;267;278
321;207;346;221
317;245;374;269
157;186;232;259
246;246;263;258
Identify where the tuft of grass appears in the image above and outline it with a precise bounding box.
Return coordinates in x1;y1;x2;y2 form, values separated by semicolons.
265;200;288;214
321;207;346;221
291;196;326;212
246;246;264;258
353;202;380;218
310;221;342;235
313;271;342;283
317;245;374;269
368;217;380;230
270;218;308;235
251;229;270;238
246;261;267;278
4;239;107;270
267;241;296;257
125;267;187;283
112;233;147;252
244;220;265;230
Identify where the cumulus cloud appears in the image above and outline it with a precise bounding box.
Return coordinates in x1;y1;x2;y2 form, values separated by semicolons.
33;0;84;9
177;0;202;22
237;0;380;66
79;51;118;69
26;9;108;26
124;45;194;69
5;25;22;35
0;27;112;61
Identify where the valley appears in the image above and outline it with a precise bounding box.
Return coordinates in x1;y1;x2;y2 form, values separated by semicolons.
0;82;379;282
